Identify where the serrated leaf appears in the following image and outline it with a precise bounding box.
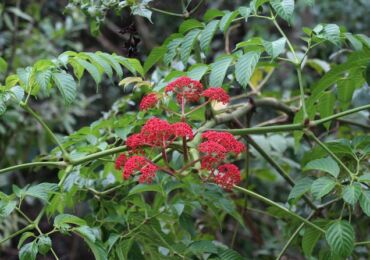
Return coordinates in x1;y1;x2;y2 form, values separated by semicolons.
219;10;239;33
180;29;201;66
263;37;286;59
288;177;313;202
337;69;364;109
34;70;52;93
250;0;270;13
131;5;152;22
73;58;102;85
0;200;17;218
18;232;35;249
321;24;341;45
235;51;261;88
358;173;370;182
326;220;355;257
302;226;322;256
143;46;166;74
187;64;209;80
52;72;77;104
199;20;219;53
84;238;108;260
345;33;363;51
19;241;38;260
24;183;58;201
209;55;233;86
126;58;145;77
85;52;113;78
54;214;86;229
74;226;97;242
311;177;336;200
270;0;295;23
318;91;335;129
0;94;7;115
359;190;370;216
304;157;340;178
179;19;204;34
164;37;183;65
342;183;362;206
219;248;244;259
203;9;224;22
96;52;123;78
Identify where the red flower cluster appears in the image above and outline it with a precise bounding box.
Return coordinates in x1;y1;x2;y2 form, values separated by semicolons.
213;164;241;190
165;76;204;103
198;131;244;189
139;93;158;111
122;156;158;183
126;117;193;150
115;154;127;170
201;87;230;104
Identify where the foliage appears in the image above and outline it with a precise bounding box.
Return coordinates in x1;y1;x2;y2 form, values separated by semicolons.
1;0;370;259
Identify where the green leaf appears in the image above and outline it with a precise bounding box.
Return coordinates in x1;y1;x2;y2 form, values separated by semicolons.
359;190;370;216
250;0;270;13
318;91;335;129
203;9;224;22
37;236;52;255
365;61;370;85
263;38;286;59
24;183;58;201
33;70;52;93
179;19;204;34
128;184;163;196
189;240;218;254
85;52;113;78
342;183;362;206
131;5;152;22
270;0;295;24
326;220;355;257
309;49;370;104
97;52;123;78
54;213;87;229
219;248;244;259
18;232;35;249
345;33;363;51
84;238;108;260
209;55;233;86
74;226;97;242
199;20;220;53
337;69;364;109
187;64;209;80
288;177;313;203
311;177;336;200
164;37;183;65
19;241;38;260
74;58;102;85
302;226;322;256
320;24;341;45
52;72;77;104
0;200;17;218
180;29;201;66
143;46;166;74
0;57;8;73
358;173;370;183
0;93;8;116
235;51;261;88
238;7;251;22
304;157;340;178
219;11;239;33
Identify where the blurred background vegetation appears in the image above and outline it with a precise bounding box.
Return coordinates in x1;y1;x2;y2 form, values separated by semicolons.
1;0;369;258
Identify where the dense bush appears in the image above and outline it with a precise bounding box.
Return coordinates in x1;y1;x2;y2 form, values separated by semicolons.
1;0;369;259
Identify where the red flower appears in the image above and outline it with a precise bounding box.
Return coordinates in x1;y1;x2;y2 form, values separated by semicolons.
139;93;158;111
115;154;127;170
172;122;193;140
165;76;204;103
199;141;227;169
201;131;245;155
213;164;241;190
126;133;144;150
201;87;230;104
123;156;158;183
140;117;173;147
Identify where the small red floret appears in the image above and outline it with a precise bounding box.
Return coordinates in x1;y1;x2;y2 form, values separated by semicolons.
201;87;230;104
199;141;227;169
115;154;127;170
172;122;194;140
123;156;158;183
213;164;241;190
201;131;245;155
139;93;158;111
165;76;204;103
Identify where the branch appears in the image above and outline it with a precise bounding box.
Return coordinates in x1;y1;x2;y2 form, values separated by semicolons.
0;161;67;175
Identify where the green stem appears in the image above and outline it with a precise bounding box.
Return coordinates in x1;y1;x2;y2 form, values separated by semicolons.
296;67;307;119
355;241;370;246
147;6;185;17
234;185;325;233
70;146;127;165
0;224;35;244
0;161;67;175
21;103;70;160
305;131;353;177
